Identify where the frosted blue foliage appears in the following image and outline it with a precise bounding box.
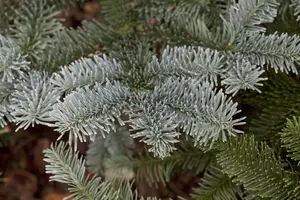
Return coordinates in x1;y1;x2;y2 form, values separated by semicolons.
44;142;159;200
0;35;29;82
86;123;134;181
129;78;246;158
50;81;131;146
10;72;60;131
292;0;300;21
10;0;63;62
0;81;16;127
224;0;279;35
221;57;267;95
235;32;300;74
151;46;225;85
44;142;123;200
129;101;180;158
0;81;14;104
0;104;13;128
51;55;123;93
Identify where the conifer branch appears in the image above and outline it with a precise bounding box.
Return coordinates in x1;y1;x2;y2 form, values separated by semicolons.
280;116;300;165
48;0;84;9
0;105;13;128
225;0;279;35
150;46;225;85
0;35;30;82
10;72;60;131
51;55;123;94
129;78;245;158
292;0;300;21
101;0;135;27
234;32;300;74
243;70;300;144
0;81;14;104
0;0;19;34
217;135;295;199
9;0;63;64
191;165;243;200
86;123;134;181
50;81;131;145
133;140;212;186
44;142;123;200
221;56;267;95
37;20;117;71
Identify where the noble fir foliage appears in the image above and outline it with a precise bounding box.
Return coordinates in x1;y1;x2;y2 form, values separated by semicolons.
3;0;300;199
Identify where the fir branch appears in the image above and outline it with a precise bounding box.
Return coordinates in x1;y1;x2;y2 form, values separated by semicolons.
191;165;243;200
217;135;295;200
0;104;13;128
171;0;211;19
224;0;279;35
0;81;15;127
9;0;63;64
101;0;135;27
43;141;123;200
280;116;300;165
129;100;180;158
129;78;245;158
150;46;225;85
178;16;213;43
0;35;30;82
110;38;155;90
134;0;230;47
292;0;300;21
0;81;14;104
44;141;160;200
134;0;173;23
133;140;212;187
151;46;267;96
234;32;300;74
48;0;84;9
50;81;131;145
243;70;300;146
36;20;117;71
221;56;267;95
86;123;134;181
164;0;220;30
51;55;123;94
10;72;60;131
0;0;19;34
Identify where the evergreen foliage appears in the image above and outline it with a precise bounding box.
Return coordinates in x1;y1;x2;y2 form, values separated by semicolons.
191;165;243;200
50;81;131;145
86;123;134;181
242;70;300;152
132;139;212;186
0;35;29;82
8;0;63;64
216;135;296;199
2;0;300;199
36;20;117;71
10;71;60;130
44;142;122;200
44;141;157;200
51;55;123;93
281;116;300;165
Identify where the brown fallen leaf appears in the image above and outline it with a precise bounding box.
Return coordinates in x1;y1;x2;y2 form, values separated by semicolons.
43;193;71;200
0;170;38;200
150;17;157;25
0;126;12;135
167;3;177;12
33;138;50;173
84;1;101;20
